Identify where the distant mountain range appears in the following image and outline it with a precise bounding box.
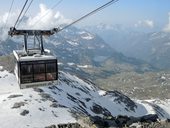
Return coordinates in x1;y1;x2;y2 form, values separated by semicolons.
0;26;155;80
86;24;170;70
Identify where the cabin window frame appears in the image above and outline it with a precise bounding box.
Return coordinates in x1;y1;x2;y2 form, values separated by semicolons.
20;59;58;84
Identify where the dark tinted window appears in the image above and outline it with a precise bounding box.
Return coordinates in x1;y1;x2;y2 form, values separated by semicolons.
34;64;45;74
21;64;32;75
46;63;56;73
20;64;33;83
20;60;57;84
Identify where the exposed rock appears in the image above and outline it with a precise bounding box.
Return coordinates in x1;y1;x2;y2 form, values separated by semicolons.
127;116;141;126
90;114;160;127
52;111;58;118
8;94;23;98
50;103;59;108
140;114;159;123
85;98;91;102
40;92;56;102
58;123;81;128
39;107;45;111
91;103;111;117
90;116;110;128
115;115;131;127
11;102;26;109
91;104;103;114
167;119;170;122
34;88;44;93
45;124;57;128
20;110;29;116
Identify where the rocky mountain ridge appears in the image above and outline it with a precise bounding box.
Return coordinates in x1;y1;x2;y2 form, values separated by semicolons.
0;66;169;127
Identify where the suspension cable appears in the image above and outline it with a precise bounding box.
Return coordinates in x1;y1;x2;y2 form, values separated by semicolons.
13;0;29;28
4;0;15;29
32;0;64;27
16;0;33;28
57;0;119;32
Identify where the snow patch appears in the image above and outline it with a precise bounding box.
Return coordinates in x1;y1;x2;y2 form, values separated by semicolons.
0;66;3;70
78;31;87;34
98;90;106;96
67;40;79;46
77;65;92;68
58;62;63;65
67;63;75;66
81;33;94;40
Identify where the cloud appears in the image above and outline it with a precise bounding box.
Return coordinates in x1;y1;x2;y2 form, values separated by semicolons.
0;4;72;41
163;12;170;32
135;20;154;28
0;11;19;41
27;4;72;29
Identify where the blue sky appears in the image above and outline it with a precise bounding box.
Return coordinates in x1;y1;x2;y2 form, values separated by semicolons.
1;0;170;31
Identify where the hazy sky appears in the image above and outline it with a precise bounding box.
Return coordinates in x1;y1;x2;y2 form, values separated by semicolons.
0;0;170;31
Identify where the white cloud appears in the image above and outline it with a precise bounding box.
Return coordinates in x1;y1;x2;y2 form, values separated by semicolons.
27;4;72;29
0;11;19;41
0;4;72;41
135;20;154;28
163;12;170;32
27;4;54;29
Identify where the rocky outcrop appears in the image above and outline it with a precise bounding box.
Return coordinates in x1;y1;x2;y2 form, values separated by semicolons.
20;109;29;116
11;102;27;109
8;94;23;98
90;114;159;128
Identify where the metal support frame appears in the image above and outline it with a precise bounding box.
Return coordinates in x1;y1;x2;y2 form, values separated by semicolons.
24;34;28;54
40;34;44;54
8;27;56;55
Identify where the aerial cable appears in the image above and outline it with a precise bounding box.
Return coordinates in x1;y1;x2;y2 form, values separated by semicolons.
4;0;15;29
16;0;34;28
9;0;119;36
14;0;29;28
32;0;64;27
57;0;119;32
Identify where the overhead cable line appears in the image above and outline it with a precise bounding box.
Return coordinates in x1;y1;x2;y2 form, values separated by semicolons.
16;0;34;28
4;0;15;29
57;0;119;32
9;0;119;36
14;0;29;28
32;0;64;27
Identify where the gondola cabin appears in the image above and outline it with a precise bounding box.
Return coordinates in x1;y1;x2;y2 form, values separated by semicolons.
13;49;58;89
8;28;59;89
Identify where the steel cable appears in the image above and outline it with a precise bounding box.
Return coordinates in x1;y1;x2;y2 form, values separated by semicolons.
57;0;119;32
14;0;29;28
16;0;34;28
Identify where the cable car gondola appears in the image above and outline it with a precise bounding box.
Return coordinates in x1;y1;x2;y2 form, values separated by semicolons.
9;28;58;89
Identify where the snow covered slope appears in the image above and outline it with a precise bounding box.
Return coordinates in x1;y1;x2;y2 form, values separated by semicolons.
0;68;170;128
